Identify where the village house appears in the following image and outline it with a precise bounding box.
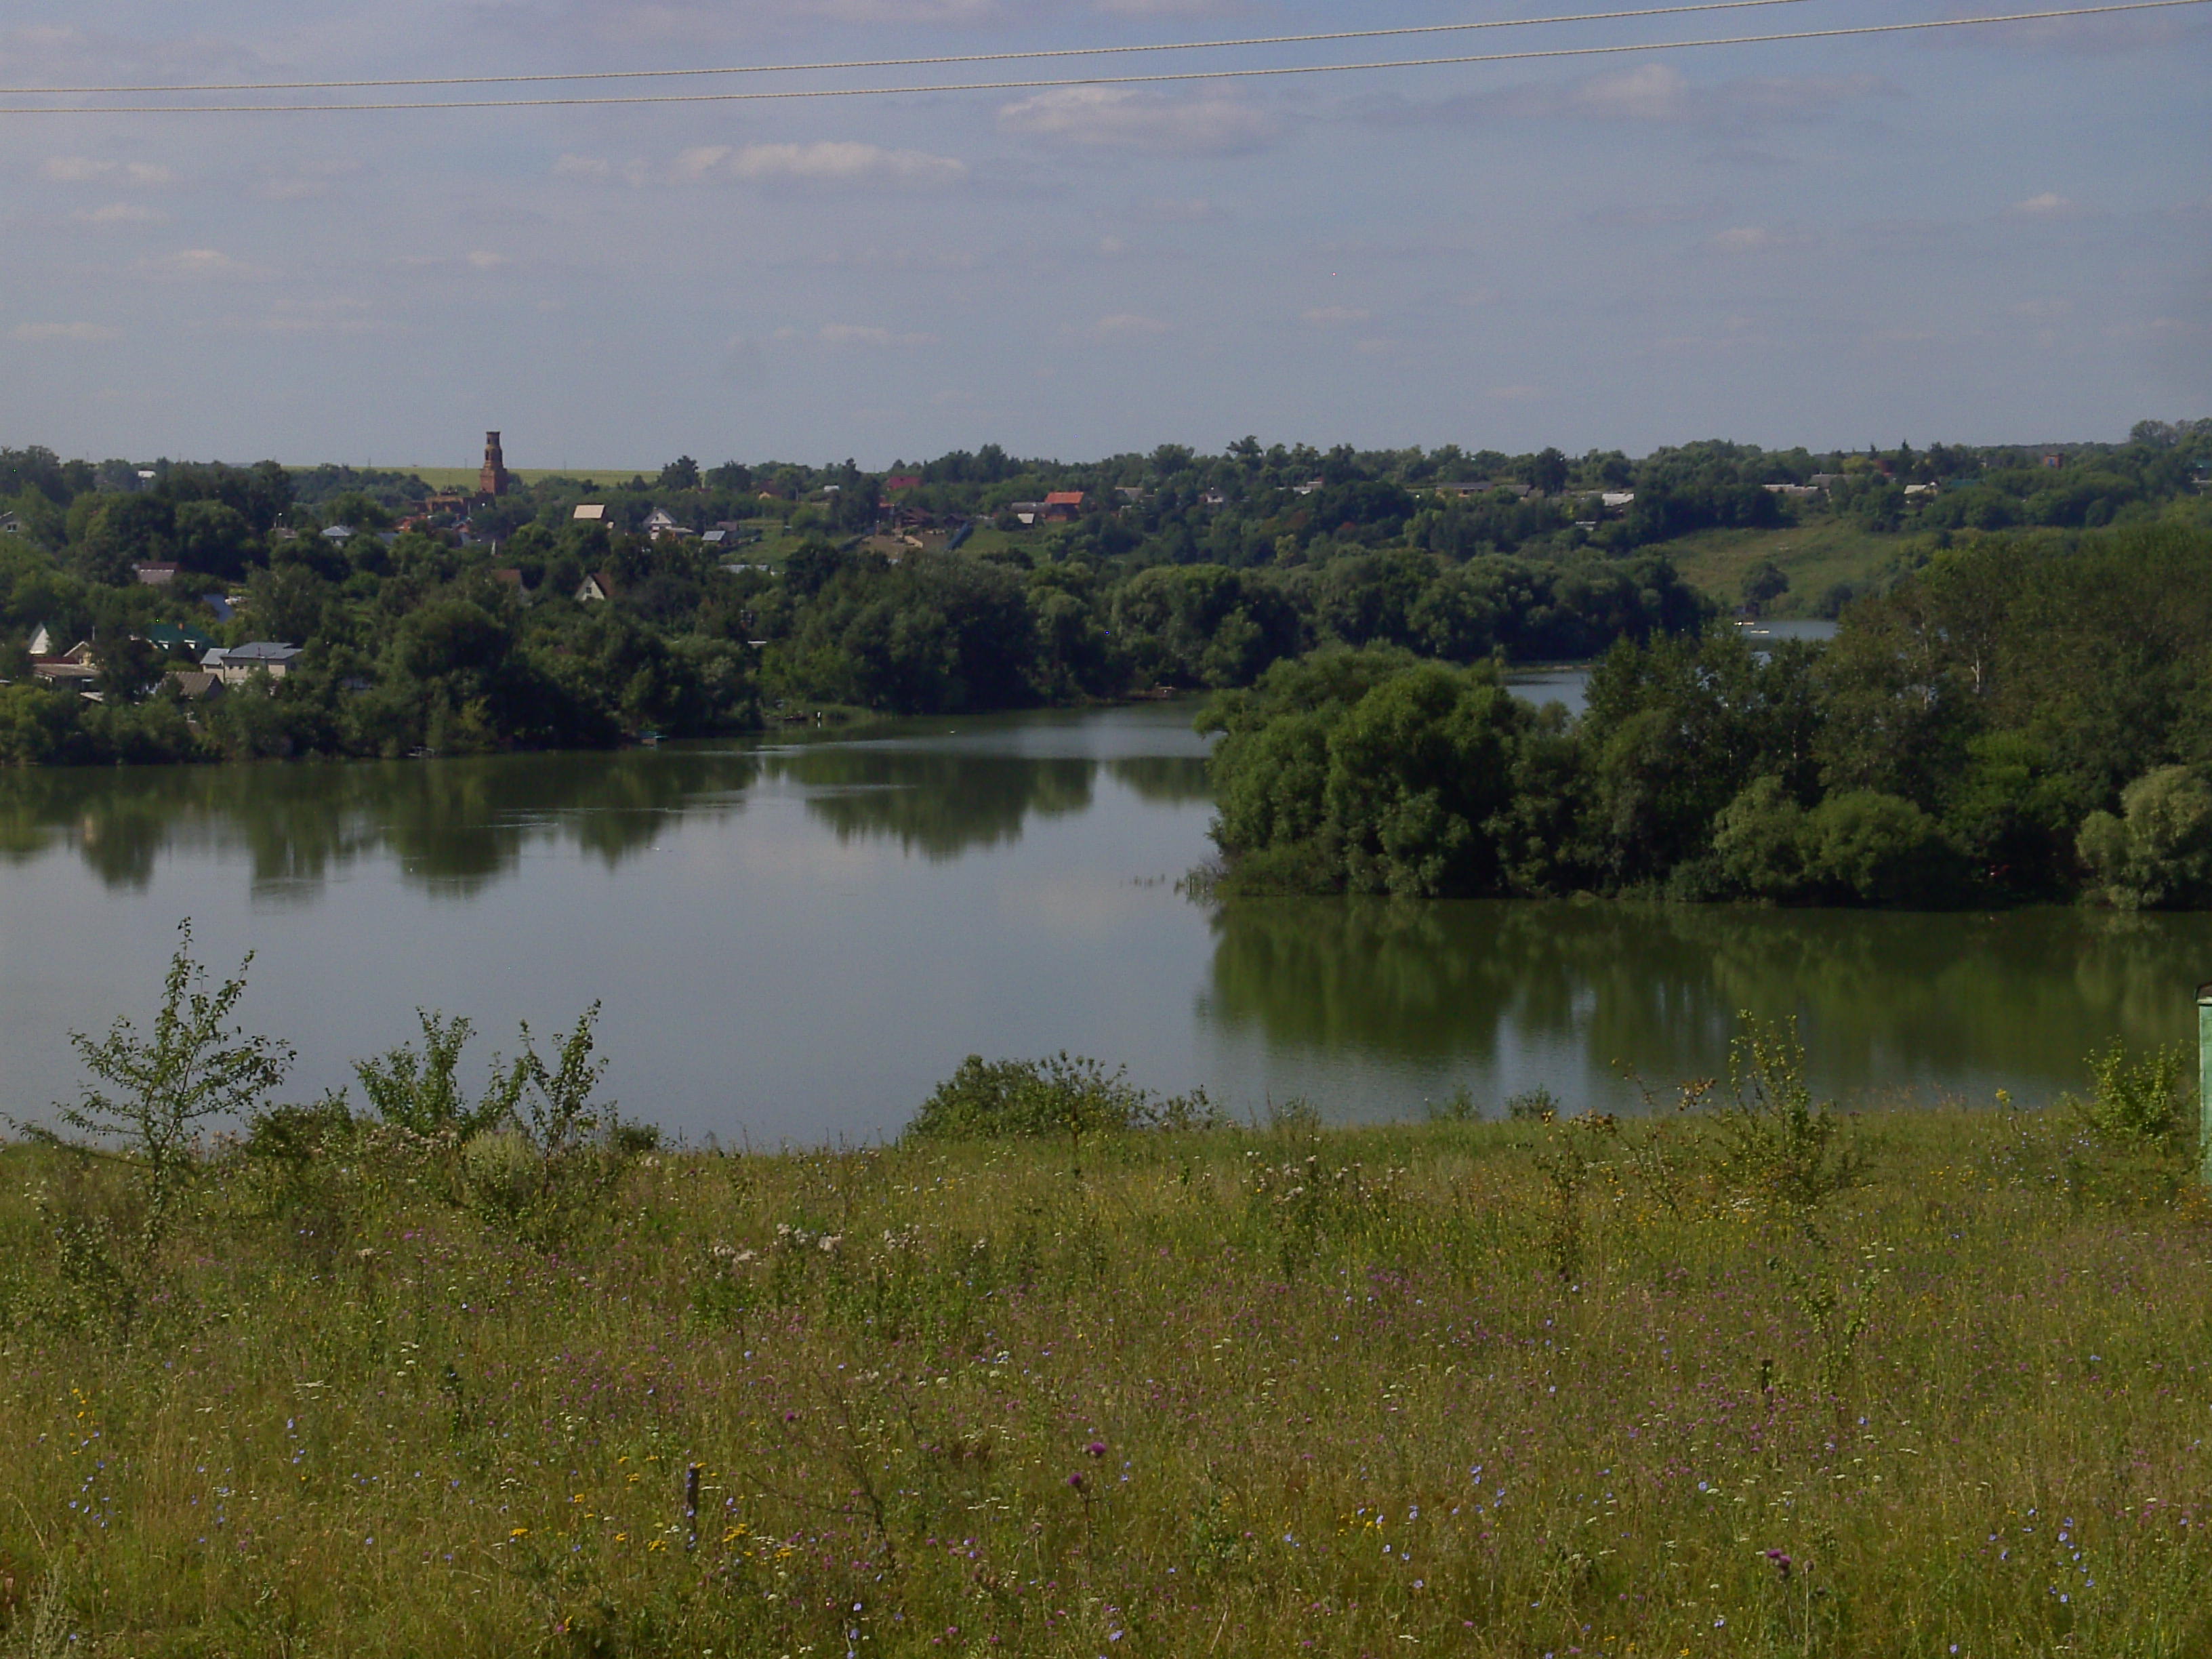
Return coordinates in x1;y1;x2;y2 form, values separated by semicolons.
144;622;214;656
1042;491;1086;521
201;642;302;684
134;562;180;586
575;572;617;604
573;504;609;524
31;640;100;691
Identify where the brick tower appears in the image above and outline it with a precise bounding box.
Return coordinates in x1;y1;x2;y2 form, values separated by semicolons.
478;430;511;497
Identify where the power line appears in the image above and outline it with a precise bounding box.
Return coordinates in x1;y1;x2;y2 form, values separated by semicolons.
1;0;1822;96
1;1;2199;115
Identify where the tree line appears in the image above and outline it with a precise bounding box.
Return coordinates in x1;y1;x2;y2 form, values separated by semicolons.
0;423;2204;767
1203;521;2212;909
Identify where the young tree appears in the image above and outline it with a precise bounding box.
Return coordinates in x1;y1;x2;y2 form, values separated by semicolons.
25;920;292;1326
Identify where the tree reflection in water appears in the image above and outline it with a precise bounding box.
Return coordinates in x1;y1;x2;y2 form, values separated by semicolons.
0;739;1216;894
1200;897;2212;1107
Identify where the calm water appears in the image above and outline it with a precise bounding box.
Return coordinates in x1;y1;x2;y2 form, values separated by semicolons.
3;698;2206;1143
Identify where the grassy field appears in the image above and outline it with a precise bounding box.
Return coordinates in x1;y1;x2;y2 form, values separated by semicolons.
1656;522;1921;617
2;1025;2209;1656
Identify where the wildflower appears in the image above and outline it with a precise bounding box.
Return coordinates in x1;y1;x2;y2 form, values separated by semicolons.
1086;1442;1107;1458
1763;1549;1791;1581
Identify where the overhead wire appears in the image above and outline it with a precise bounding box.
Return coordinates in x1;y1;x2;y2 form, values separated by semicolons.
1;0;1825;96
0;0;2200;114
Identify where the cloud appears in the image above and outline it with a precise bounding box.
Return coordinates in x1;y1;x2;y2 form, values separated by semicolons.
818;323;939;346
43;157;177;188
1092;312;1168;337
144;248;272;281
1300;306;1370;328
1372;64;1891;132
2007;191;2081;218
676;142;966;188
1137;196;1228;223
1707;225;1817;253
998;87;1277;155
252;296;381;337
554;155;614;182
466;251;507;270
575;0;992;31
1573;62;1696;122
72;203;166;224
11;321;119;342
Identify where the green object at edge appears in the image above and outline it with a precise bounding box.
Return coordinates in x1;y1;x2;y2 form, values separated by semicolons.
2198;983;2212;1187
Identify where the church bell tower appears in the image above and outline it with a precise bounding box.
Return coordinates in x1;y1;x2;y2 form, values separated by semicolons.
478;430;511;497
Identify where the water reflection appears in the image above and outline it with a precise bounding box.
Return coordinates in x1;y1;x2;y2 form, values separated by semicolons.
1202;898;2212;1107
0;730;1216;897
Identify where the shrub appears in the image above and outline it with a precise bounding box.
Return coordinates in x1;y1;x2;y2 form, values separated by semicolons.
2065;1039;2191;1154
1708;1013;1861;1216
352;1010;525;1139
905;1054;1216;1143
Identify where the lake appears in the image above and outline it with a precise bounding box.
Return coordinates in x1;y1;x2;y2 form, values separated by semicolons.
3;697;2207;1144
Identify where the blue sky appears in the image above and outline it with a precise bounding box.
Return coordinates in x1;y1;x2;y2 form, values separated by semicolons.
3;0;2207;469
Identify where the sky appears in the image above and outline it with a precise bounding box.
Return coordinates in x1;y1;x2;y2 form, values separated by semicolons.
2;0;2207;470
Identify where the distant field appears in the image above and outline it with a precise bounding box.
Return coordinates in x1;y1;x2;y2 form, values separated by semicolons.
401;466;651;490
1656;519;1914;615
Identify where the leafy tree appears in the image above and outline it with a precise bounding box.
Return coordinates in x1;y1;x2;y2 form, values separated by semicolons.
22;920;292;1328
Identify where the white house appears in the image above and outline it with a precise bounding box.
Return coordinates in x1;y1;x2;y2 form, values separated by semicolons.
202;642;302;684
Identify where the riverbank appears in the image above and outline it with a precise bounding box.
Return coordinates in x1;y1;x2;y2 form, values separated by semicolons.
2;1090;2205;1655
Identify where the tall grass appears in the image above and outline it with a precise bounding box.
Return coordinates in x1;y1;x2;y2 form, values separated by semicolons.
1;1064;2209;1654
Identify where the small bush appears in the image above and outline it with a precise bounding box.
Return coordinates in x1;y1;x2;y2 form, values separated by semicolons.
905;1054;1217;1143
1709;1013;1861;1216
1506;1086;1560;1123
2065;1039;2191;1154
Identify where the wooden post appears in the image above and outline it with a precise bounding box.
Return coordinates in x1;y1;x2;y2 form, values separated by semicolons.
684;1463;701;1551
2198;984;2212;1187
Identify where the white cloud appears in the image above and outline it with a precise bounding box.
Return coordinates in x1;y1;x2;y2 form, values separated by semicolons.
73;203;165;224
11;321;119;342
253;296;381;337
1092;312;1168;337
1381;64;1890;131
43;157;176;188
144;248;272;281
1707;226;1817;253
1301;306;1370;327
818;323;939;347
466;251;507;270
2007;191;2080;217
554;155;613;182
1138;196;1228;224
1574;62;1694;122
998;87;1277;155
676;142;966;188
